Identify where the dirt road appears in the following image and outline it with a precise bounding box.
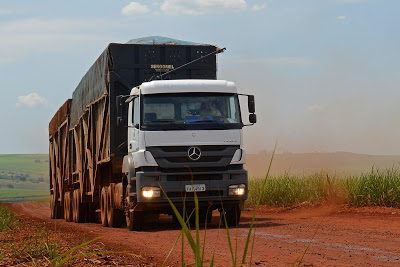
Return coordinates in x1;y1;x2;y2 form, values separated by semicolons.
8;202;400;266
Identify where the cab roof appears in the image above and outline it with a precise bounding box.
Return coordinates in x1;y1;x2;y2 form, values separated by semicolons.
131;80;238;95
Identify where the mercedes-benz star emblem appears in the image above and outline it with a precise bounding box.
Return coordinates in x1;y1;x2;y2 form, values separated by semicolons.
188;147;201;161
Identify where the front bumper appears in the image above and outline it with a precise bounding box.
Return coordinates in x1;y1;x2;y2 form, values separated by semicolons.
130;167;248;212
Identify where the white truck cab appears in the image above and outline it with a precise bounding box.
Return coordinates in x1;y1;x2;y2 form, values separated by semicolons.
123;79;256;229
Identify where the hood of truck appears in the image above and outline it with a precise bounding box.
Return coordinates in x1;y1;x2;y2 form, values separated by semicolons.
144;129;241;147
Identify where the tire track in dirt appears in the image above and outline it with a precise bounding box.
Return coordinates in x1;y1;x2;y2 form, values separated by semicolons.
8;203;400;266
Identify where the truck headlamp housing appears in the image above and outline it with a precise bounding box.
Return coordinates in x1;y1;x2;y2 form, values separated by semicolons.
228;184;246;196
142;186;161;198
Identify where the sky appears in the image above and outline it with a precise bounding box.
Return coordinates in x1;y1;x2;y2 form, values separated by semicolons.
0;0;399;155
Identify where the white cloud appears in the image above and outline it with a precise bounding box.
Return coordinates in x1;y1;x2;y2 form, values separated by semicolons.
121;2;150;16
307;104;325;113
237;57;318;66
0;18;111;64
252;3;267;11
0;9;18;15
337;0;372;3
161;0;247;15
16;93;51;108
337;15;346;20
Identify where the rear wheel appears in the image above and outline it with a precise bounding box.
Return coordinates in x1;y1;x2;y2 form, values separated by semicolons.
50;193;62;219
73;189;86;223
107;186;123;227
100;187;108;227
63;191;73;222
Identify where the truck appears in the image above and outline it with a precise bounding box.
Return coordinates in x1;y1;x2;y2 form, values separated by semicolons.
49;36;257;230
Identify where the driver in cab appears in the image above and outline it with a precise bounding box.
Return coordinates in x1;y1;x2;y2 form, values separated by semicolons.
200;100;221;117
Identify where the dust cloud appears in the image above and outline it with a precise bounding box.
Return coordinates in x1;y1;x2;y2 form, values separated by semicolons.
220;49;400;156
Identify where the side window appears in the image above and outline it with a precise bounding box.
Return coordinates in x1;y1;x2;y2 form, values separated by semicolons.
132;97;140;127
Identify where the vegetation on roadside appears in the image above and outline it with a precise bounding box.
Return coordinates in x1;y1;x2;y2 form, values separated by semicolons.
0;204;141;266
0;154;48;177
0;205;19;232
247;167;400;208
162;148;277;267
0;154;49;203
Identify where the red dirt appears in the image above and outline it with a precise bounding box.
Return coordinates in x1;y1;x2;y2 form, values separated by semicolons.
5;202;400;266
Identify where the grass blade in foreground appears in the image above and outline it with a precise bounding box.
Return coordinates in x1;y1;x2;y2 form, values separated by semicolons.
241;144;276;266
292;218;324;267
159;186;197;255
218;197;236;266
162;232;182;267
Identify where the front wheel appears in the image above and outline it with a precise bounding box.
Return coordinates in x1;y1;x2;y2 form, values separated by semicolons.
128;210;144;231
124;184;144;231
221;204;241;227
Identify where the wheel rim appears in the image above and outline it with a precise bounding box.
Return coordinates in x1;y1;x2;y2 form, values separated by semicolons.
64;192;71;222
107;188;113;226
100;187;108;226
50;194;55;218
124;186;131;227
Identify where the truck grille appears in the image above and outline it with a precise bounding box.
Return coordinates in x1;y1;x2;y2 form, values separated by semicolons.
166;174;223;181
146;145;239;168
165;190;223;199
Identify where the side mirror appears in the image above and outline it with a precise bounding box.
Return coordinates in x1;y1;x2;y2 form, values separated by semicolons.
249;113;257;124
248;95;255;114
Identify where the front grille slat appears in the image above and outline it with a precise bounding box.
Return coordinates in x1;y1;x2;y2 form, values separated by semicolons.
166;190;223;198
147;145;239;168
167;174;223;181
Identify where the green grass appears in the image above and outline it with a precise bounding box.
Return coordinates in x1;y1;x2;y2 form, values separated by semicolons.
0;154;49;203
0;205;19;231
0;178;49;203
347;168;400;207
0;180;48;190
0;154;48;177
0;189;49;203
247;168;400;208
0;189;49;198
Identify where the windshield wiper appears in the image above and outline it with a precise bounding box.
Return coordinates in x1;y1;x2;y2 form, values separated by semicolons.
189;120;229;129
148;119;174;122
147;120;185;130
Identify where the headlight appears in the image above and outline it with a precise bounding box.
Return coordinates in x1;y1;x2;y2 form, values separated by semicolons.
142;186;161;198
228;184;246;196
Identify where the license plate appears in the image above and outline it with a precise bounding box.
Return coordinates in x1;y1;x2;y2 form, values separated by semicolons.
185;184;206;192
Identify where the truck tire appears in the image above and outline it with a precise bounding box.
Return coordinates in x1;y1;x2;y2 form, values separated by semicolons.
73;189;86;223
50;193;62;219
188;208;212;225
100;187;108;227
124;185;132;227
222;204;241;227
107;186;123;227
64;191;73;222
128;210;144;231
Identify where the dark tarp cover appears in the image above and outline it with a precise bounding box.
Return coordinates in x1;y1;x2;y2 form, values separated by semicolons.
125;36;211;46
69;36;218;127
70;48;109;126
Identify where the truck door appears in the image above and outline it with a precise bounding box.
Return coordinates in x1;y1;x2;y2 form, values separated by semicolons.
128;97;140;152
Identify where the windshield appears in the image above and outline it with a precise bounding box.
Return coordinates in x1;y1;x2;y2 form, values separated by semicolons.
140;93;242;131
